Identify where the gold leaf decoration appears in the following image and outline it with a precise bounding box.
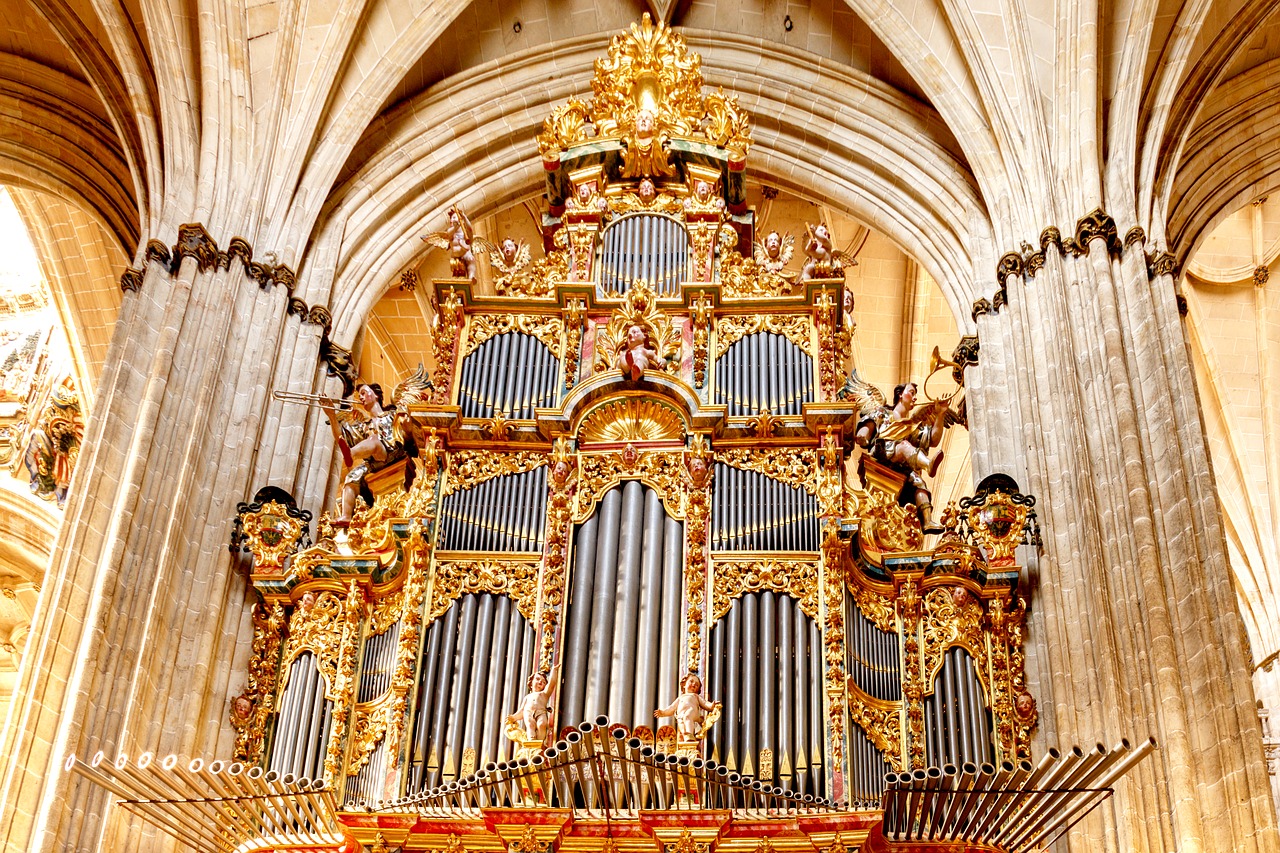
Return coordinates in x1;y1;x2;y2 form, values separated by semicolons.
714;314;810;359
579;398;685;444
711;558;820;622
714;447;818;495
443;450;547;497
464;313;564;359
428;558;541;622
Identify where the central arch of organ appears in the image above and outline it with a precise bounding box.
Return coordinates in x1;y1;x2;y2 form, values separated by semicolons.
214;17;1133;853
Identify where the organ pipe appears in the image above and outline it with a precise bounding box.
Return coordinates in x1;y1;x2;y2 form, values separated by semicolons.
585;488;623;718
632;490;665;725
444;595;479;779
610;481;646;720
759;591;777;782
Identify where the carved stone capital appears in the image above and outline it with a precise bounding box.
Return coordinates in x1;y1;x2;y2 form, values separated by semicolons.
971;297;992;322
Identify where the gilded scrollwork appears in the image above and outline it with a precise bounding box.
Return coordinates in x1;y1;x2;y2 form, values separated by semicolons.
428;558;541;622
348;696;391;776
847;582;896;633
684;434;713;671
855;488;924;555
443;450;547;497
431;288;464;404
920;586;986;688
711;558;819;622
233;601;285;763
285;590;345;692
386;523;433;767
718;246;801;298
563;298;586;391
539;437;577;669
465;313;564;360
324;580;366;784
713;314;810;359
713;447;817;494
691;291;712;389
818;430;848;798
814;288;838;400
845;680;902;768
579;398;685;444
575;448;688;522
896;579;926;768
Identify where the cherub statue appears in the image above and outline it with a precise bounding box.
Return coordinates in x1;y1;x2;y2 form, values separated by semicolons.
838;370;962;533
506;665;561;742
321;364;433;525
622;109;676;178
684;179;725;216
754;230;795;276
422;206;477;280
614;323;661;380
799;223;855;281
655;674;721;742
486;237;531;292
568;181;608;215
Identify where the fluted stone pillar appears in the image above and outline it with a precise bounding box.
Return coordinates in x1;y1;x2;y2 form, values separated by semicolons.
0;244;329;852
966;223;1279;853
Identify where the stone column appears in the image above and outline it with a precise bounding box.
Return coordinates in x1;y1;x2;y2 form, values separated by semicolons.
968;215;1279;853
0;235;329;851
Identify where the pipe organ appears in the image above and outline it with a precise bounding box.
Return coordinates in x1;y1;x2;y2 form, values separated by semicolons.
226;16;1061;853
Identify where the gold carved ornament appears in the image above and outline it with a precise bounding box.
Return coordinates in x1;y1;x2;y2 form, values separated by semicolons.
684;434;713;671
591;281;683;376
284;590;347;691
562;298;586;391
443;450;547;497
579;398;685;444
323;580;366;784
427;558;540;623
718;223;800;298
385;523;434;768
895;579;927;768
818;432;849;798
845;678;902;768
987;596;1035;761
238;501;308;572
430;288;464;404
536;16;750;162
855;487;924;556
233;602;286;763
711;558;820;623
713;313;811;359
464;314;564;359
814;289;839;400
665;830;709;853
691;291;712;389
539;438;577;669
574;447;688;522
714;447;818;496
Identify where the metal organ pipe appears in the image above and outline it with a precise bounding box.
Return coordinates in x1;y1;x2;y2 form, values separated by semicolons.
759;591;777;782
633;491;665;725
792;600;809;794
481;596;512;765
585;488;623;718
777;596;794;785
808;618;823;796
562;511;599;727
445;595;480;779
657;515;683;724
723;603;741;770
610;482;646;720
740;593;758;776
497;604;523;763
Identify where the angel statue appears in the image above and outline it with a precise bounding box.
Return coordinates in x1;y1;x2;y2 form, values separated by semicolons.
486;237;531;293
506;664;562;745
421;206;477;280
754;230;795;276
614;323;662;380
799;222;855;281
319;364;433;525
838;370;962;533
655;673;721;743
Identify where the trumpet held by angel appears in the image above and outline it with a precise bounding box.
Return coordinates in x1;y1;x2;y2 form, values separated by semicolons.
421;206;478;280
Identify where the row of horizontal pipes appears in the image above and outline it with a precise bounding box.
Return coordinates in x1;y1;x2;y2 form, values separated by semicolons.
66;752;343;853
714;331;815;416
381;717;839;816
598;214;688;296
560;482;684;730
881;737;1156;851
269;652;333;782
407;592;535;791
711;463;821;551
706;591;824;798
438;467;548;552
458;331;560;419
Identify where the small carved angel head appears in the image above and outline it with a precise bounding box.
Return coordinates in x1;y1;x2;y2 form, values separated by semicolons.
231;693;254;723
1015;691;1036;719
682;673;702;694
638;178;657;203
501;238;519;263
635;109;655;134
694;180;713;201
529;670;549;691
765;231;782;257
814;223;831;242
298;590;318;610
625;323;649;349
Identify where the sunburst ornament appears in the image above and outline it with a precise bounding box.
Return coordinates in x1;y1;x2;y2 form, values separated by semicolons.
579;398;685;444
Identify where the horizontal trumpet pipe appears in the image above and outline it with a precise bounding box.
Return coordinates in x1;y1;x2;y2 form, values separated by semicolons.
272;389;353;409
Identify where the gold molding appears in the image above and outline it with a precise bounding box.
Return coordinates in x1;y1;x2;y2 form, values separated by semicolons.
713;314;811;359
714;447;818;495
575;448;688;522
428;557;541;622
443;450;547;497
711;557;819;623
464;313;564;359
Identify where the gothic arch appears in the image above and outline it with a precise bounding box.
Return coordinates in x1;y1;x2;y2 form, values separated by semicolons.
311;32;992;346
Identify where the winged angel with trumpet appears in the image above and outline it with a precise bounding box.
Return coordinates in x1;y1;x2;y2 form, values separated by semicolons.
314;365;434;525
838;364;964;532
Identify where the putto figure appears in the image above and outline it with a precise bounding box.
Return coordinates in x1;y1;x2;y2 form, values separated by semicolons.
486;236;531;292
655;673;721;742
422;206;478;280
507;664;561;742
754;230;795;276
799;222;854;281
614;323;661;380
622;109;676;178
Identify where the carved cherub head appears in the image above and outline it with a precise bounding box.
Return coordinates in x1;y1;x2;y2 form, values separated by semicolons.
625;323;649;350
636;109;655;134
638;178;657;203
501;238;519;264
694;179;713;201
764;231;782;258
682;674;702;694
